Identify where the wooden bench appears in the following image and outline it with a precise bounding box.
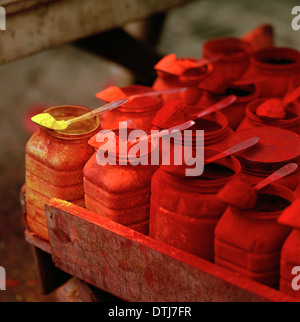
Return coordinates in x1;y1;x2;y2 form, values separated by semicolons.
0;0;196;83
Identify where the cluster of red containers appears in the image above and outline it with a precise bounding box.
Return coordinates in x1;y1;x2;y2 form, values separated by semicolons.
24;25;300;299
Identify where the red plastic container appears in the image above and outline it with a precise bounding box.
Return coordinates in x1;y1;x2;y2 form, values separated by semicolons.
196;83;259;130
199;37;252;94
83;130;159;235
96;85;163;131
237;98;300;134
278;200;300;298
228;127;300;191
245;47;300;98
25;106;100;240
153;108;234;150
215;184;296;287
149;149;242;262
288;76;300;114
153;54;213;105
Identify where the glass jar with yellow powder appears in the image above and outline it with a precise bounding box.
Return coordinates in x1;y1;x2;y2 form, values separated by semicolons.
25;105;100;240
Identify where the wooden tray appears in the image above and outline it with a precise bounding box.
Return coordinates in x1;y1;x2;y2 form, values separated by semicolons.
39;198;299;302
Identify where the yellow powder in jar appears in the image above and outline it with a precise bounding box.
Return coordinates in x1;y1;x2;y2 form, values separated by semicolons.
31;113;68;130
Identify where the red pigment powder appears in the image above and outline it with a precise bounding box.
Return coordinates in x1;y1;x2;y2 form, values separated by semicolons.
152;100;191;128
190;119;222;132
199;163;235;180
255;194;291;212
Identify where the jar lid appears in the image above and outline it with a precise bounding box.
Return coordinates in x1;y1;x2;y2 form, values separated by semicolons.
228;127;300;174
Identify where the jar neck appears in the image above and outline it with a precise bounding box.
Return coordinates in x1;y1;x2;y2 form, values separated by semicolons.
161;162;241;193
230;184;296;220
246;100;300;129
39;126;100;142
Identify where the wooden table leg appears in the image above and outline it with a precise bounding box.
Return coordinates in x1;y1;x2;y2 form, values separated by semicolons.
74;23;164;86
31;246;70;295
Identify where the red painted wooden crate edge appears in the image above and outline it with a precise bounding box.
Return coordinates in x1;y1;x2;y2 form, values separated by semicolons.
43;198;299;302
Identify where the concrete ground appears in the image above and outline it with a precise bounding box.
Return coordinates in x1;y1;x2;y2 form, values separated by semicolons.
0;0;299;302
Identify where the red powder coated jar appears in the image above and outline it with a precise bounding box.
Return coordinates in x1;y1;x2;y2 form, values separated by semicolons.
200;37;252;94
228;127;300;191
288;76;300;114
278;200;300;298
25;106;100;241
83;130;159;235
98;85;163;131
196;83;259;130
153;54;213;105
237;98;300;134
245;47;300;98
215;184;295;287
149;149;242;262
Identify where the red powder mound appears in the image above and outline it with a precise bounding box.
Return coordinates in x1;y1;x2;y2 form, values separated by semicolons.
95;86;127;102
152;100;191;129
217;175;258;210
155;54;204;76
155;54;183;76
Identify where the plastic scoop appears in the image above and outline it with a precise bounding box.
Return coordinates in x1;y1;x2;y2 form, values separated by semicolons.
192;94;237;119
31;98;128;131
217;163;298;210
253;163;298;191
256;86;300;120
130;120;196;146
204;137;260;165
96;85;188;102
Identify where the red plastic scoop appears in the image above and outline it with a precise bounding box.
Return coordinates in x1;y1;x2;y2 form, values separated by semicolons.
256;86;300;120
253;163;298;191
205;137;260;165
193;95;237;119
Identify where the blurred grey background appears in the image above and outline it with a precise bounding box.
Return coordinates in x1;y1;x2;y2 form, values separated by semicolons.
0;0;299;302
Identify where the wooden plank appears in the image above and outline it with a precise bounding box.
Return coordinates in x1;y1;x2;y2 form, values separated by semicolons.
0;0;194;65
0;0;58;15
45;198;298;302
